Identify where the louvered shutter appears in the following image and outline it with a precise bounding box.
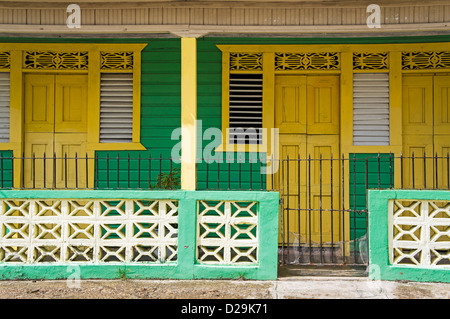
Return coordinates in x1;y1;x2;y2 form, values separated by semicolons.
100;73;133;143
353;73;390;146
229;73;263;145
0;72;10;143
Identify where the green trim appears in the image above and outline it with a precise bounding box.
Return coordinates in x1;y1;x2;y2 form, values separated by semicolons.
368;189;450;283
0;190;279;280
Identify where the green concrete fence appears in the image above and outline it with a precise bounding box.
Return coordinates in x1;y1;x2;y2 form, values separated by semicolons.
0;190;279;280
368;189;450;283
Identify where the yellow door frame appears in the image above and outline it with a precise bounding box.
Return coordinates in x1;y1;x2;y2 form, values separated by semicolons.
0;43;147;188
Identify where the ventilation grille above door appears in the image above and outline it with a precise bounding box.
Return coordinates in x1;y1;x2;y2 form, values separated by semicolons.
0;72;10;143
353;73;390;146
100;73;133;143
229;73;263;145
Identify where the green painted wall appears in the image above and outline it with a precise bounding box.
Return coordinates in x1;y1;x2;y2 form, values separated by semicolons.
95;38;182;189
349;153;393;241
0;150;13;189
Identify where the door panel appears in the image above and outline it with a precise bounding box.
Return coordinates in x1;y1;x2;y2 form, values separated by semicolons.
434;75;450;135
275;75;306;134
23;132;54;188
54;133;87;188
54;75;88;133
306;76;340;135
305;135;341;243
274;134;306;243
434;135;450;189
24;74;55;133
402;76;434;136
402;135;434;189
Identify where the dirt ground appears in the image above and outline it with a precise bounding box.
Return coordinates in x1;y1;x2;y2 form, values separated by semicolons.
0;279;274;299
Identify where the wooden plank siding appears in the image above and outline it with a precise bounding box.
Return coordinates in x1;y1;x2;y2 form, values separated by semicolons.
0;4;449;27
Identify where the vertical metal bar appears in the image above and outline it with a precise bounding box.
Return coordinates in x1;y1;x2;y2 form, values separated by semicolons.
138;153;141;189
53;152;56;189
319;153;323;264
249;153;252;190
85;153;88;189
377;153;381;189
238;153;242;190
353;154;357;264
75;152;78;188
365;157;369;191
43;152;46;189
298;153;301;260
260;156;263;190
330;153;334;264
1;153;5;189
117;153;120;189
206;155;209;190
228;154;231;190
169;156;173;189
400;152;403;189
423;151;426;189
217;156;220;190
286;155;290;262
159;153;162;189
75;152;78;189
95;153;99;189
280;156;285;263
308;154;312;263
32;153;35;189
389;152;393;189
271;154;274;190
11;154;14;189
22;152;25;189
435;152;438;189
412;152;415;189
127;153;131;189
64;153;68;189
106;153;110;189
148;153;152;189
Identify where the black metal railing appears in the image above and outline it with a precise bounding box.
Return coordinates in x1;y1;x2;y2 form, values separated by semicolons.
0;152;180;190
0;152;448;266
273;153;450;266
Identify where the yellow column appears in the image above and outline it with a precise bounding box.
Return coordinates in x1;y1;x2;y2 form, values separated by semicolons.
9;50;24;188
181;37;197;190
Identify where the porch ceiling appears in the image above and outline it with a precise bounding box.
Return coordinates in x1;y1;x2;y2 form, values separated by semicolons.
0;0;449;37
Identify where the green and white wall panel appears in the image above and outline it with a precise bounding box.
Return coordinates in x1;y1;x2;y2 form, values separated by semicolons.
0;190;279;280
368;189;450;283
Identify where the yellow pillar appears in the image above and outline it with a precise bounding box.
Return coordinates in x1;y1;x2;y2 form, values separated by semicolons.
181;37;197;190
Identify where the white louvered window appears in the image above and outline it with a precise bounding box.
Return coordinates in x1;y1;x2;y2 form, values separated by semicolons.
353;73;390;146
0;72;10;143
100;73;133;143
229;73;263;145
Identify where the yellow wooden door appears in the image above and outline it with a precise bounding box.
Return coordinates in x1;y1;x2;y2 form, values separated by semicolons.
23;74;88;188
402;75;434;189
434;75;450;189
275;75;341;246
402;75;450;189
54;75;88;188
305;76;340;245
24;74;55;188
